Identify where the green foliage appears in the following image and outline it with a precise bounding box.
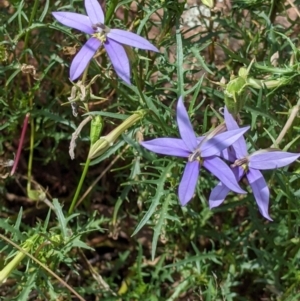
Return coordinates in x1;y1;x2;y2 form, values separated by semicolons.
1;0;300;300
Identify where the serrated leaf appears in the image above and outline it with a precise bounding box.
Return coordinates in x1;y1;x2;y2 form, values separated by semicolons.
14;207;23;234
0;219;25;241
42;209;52;232
152;193;171;260
52;199;67;240
16;272;36;301
191;47;214;75
132;162;175;236
70;237;94;250
165;253;221;268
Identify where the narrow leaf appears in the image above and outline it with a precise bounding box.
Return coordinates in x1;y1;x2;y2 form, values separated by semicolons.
132;162;175;236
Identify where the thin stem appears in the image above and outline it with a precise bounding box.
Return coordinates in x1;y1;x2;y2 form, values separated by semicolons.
22;0;39;194
132;67;146;106
287;193;292;239
77;248;116;295
68;158;91;215
23;0;39;51
11;113;30;176
271;102;300;147
75;145;130;209
27;117;35;194
81;62;90;85
268;0;277;23
176;19;184;97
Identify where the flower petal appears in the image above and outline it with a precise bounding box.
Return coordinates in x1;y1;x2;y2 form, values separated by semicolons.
52;12;93;34
85;0;105;24
247;168;272;220
249;150;300;170
224;106;238;130
209;182;230;209
220;146;237;162
209;166;244;208
197;137;204;144
107;29;159;52
224;106;248;158
203;157;246;194
176;96;198;152
140;138;190;157
104;39;130;84
178;161;200;206
201;126;250;157
70;37;101;80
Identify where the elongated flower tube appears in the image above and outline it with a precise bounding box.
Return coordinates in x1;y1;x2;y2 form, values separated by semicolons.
141;97;249;206
209;107;300;220
52;0;159;84
88;111;146;159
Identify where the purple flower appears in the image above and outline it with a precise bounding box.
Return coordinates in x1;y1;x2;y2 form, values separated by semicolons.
209;107;300;220
141;97;249;206
52;0;159;84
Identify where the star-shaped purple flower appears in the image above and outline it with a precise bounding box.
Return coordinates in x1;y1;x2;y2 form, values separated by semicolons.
52;0;159;84
141;97;250;206
209;107;300;220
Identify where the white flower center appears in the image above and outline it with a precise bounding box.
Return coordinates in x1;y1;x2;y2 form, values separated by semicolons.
188;149;201;162
92;23;111;43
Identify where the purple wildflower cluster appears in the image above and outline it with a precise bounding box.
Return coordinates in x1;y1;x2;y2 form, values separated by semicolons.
141;97;299;220
52;0;299;220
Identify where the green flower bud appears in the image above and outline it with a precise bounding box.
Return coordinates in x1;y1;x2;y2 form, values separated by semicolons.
88;111;146;160
90;115;103;145
224;75;248;116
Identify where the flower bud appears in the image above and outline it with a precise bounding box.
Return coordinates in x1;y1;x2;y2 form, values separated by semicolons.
90;115;103;145
88;111;145;159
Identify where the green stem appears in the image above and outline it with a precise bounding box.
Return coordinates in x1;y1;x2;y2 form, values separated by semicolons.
268;0;277;23
23;0;39;195
24;0;39;51
0;249;27;283
176;19;184;97
132;67;146;107
81;62;89;84
0;234;38;284
68;158;91;215
287;187;292;239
